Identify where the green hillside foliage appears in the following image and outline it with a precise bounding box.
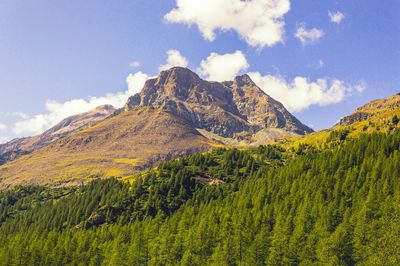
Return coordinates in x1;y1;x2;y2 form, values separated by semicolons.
0;131;399;265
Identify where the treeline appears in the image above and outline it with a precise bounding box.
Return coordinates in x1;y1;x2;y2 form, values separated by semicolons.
0;131;399;265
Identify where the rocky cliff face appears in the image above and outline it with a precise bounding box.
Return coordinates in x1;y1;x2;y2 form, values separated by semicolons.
0;105;116;165
337;93;400;126
125;67;313;139
338;112;372;126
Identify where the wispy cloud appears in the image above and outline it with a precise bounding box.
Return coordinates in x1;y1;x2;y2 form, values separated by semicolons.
129;61;140;67
0;112;29;119
295;23;324;45
329;11;345;24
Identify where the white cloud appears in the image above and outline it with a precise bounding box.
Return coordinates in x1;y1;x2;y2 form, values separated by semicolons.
165;0;290;48
198;51;249;81
13;71;149;136
248;72;365;112
329;11;345;24
295;23;324;45
354;81;366;93
129;61;140;67
126;71;149;95
159;50;189;71
0;123;7;131
0;136;10;144
0;112;29;119
317;60;324;69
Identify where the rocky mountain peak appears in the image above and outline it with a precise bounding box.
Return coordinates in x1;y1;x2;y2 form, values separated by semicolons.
157;67;201;85
233;74;257;87
142;67;202;100
124;67;313;138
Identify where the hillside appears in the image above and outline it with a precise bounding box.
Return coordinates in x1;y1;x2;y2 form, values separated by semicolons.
285;93;400;149
0;105;116;165
338;93;400;126
0;129;398;265
0;67;311;188
0;107;212;188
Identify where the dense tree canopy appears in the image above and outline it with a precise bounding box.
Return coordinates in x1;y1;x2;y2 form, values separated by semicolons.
0;131;399;265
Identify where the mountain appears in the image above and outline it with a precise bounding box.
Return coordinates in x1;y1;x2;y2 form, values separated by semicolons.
0;105;116;165
124;67;312;141
0;67;311;188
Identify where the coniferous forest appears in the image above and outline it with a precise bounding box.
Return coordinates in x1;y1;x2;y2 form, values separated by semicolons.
0;130;399;265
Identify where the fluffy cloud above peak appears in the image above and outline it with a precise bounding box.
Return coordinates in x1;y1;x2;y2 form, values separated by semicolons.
295;23;324;45
248;72;365;112
159;50;189;71
329;11;345;24
198;51;249;81
165;0;290;48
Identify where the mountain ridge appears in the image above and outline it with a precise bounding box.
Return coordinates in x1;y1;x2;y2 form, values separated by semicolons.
337;93;400;126
0;105;116;165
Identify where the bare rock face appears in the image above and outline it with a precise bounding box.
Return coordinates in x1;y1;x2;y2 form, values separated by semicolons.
0;105;116;165
338;112;372;126
125;67;313;138
337;93;400;126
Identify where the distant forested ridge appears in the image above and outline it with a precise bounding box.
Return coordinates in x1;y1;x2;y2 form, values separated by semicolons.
0;130;399;265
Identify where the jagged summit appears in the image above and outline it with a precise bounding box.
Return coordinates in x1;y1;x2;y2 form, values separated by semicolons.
232;73;258;87
125;67;313;137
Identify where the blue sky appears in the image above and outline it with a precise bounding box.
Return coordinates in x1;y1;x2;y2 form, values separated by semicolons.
0;0;399;143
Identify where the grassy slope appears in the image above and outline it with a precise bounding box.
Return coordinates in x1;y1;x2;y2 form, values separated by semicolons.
283;94;400;149
0;107;212;188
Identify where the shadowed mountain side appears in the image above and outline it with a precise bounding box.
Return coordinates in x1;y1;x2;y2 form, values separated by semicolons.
0;107;213;188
